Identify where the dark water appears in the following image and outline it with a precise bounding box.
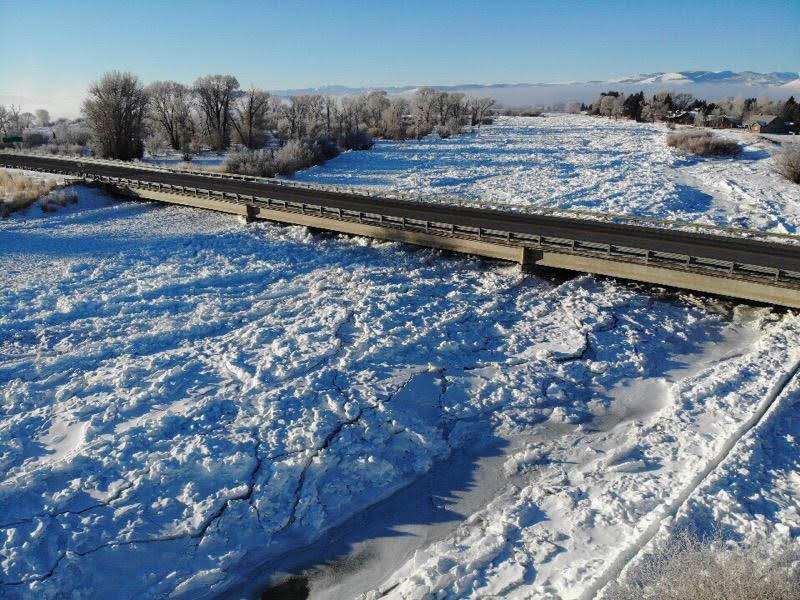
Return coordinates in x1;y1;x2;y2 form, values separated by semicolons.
260;577;310;600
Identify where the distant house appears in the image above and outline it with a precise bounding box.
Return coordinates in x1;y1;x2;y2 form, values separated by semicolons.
665;111;696;125
747;115;788;134
706;114;741;129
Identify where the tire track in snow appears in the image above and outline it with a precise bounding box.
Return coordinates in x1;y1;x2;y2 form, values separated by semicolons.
581;351;800;600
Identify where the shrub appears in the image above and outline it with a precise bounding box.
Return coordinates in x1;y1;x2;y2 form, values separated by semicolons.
53;122;92;146
225;137;342;178
40;143;85;156
22;131;50;148
274;140;316;175
666;130;741;156
38;189;78;212
339;131;374;151
224;148;276;177
313;136;340;162
775;144;800;184
606;531;800;600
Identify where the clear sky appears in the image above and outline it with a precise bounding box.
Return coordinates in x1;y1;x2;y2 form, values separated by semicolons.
1;0;798;116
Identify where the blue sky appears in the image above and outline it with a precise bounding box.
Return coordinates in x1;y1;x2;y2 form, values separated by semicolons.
1;0;798;116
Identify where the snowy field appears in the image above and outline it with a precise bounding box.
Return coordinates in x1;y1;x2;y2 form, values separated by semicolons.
1;116;800;600
292;114;800;234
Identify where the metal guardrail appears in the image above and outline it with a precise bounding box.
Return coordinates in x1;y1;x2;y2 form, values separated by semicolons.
73;170;799;290
4;149;799;247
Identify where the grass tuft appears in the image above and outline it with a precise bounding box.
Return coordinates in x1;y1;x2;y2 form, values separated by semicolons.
667;130;742;157
775;144;800;184
605;531;800;600
0;169;77;217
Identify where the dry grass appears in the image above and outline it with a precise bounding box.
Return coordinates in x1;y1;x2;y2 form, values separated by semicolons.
169;161;225;174
605;531;800;600
0;169;77;217
667;130;742;157
775;144;800;184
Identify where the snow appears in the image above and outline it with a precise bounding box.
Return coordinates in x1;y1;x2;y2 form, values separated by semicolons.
291;115;800;235
1;115;799;599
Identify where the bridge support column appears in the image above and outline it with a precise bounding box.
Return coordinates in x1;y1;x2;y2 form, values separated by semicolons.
245;204;257;224
519;246;541;273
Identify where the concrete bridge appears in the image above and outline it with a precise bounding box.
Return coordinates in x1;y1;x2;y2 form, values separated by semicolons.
2;151;799;309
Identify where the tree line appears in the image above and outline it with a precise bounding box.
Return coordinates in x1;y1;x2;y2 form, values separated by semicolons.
582;89;800;131
3;72;496;176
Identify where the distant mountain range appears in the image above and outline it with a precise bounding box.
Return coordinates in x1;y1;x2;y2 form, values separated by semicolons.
272;71;800;107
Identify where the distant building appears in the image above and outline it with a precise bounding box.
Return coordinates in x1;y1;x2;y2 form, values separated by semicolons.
665;111;696;125
747;115;788;134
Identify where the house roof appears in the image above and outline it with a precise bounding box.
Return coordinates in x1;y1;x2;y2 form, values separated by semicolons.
747;114;780;126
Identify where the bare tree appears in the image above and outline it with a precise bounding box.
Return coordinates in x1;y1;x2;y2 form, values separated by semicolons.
231;87;275;149
446;92;466;123
469;97;496;125
323;96;338;137
35;109;50;127
82;71;149;159
147;81;193;151
341;95;366;136
194;74;239;150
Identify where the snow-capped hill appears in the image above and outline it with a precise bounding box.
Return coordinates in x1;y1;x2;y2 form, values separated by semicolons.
270;71;799;107
780;78;800;90
610;71;799;86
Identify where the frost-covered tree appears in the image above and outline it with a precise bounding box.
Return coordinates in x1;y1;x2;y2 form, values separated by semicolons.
364;90;390;132
599;95;616;116
0;105;22;137
611;96;626;119
231;87;275;149
567;101;582;114
194;74;239;150
147;81;194;151
279;95;317;141
19;112;35;130
412;87;438;137
672;92;695;110
144;130;169;156
35;109;50;127
694;111;706;127
82;71;149;159
380;98;409;139
341;95;366;136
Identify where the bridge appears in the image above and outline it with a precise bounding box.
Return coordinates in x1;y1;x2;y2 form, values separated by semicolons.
2;151;799;309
